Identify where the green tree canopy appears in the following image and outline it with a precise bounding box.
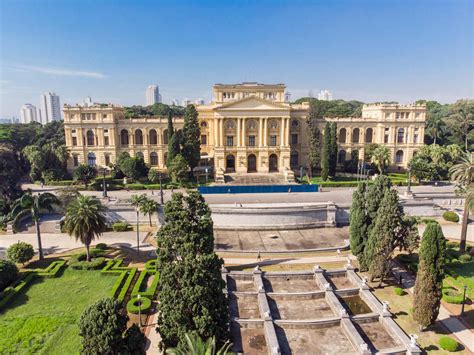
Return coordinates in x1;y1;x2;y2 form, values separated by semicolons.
119;156;149;180
73;164;97;186
320;123;331;181
182;105;201;175
349;183;368;269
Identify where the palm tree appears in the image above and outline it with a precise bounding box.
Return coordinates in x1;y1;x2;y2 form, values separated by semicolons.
165;333;231;355
370;146;391;174
12;191;60;260
140;199;159;226
426;113;445;145
63;195;107;261
449;152;474;252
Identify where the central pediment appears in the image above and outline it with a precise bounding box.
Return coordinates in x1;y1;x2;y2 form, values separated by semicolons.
214;96;290;111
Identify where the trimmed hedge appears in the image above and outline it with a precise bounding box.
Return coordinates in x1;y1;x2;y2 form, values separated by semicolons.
442;288;464;304
144;259;157;272
35;260;66;278
126;296;152;314
0;272;36;310
69;249;105;264
95;243;108;250
443;211;460;223
110;270;129;298
69;257;106;270
112;222;130;232
439;337;459;352
0;260;19;291
459;254;472;263
117;268;137;302
394;287;405;296
131;270;160;298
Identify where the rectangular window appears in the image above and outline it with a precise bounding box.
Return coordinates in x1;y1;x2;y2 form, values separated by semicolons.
248;135;255;146
226;136;234;147
81;113;86;120
291;134;298;145
201;135;207;145
270;135;277;146
105;155;110;166
414;128;419;144
104;136;109;146
92;113;97;120
384;128;390;143
72;136;77;146
290;154;298;166
73;155;79;167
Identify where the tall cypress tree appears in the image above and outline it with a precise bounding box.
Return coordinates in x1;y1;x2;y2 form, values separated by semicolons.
321;122;331;181
166;112;180;167
349;183;368;269
365;188;404;285
182;105;201;177
156;192;229;349
366;175;392;234
413;222;446;328
167;111;174;144
329;122;337;177
307;124;321;176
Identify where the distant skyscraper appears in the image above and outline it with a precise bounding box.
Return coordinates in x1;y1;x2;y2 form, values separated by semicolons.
20;104;41;124
182;98;191;107
83;96;93;107
146;85;161;105
195;98;205;105
40;92;61;123
171;98;180;106
317;89;333;101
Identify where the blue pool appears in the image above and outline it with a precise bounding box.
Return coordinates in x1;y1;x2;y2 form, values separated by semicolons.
198;184;318;194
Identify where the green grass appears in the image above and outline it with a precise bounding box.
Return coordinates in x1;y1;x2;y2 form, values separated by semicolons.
444;261;474;299
306;173;411;187
0;268;117;354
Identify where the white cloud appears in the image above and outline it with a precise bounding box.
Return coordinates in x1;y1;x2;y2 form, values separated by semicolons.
11;65;106;79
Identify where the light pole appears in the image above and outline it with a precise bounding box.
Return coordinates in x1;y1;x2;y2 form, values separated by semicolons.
407;164;412;194
136;206;140;256
461;285;467;315
159;172;164;205
137;294;142;327
205;167;209;185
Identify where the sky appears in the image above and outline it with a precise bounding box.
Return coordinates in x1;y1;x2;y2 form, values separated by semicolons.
0;0;473;118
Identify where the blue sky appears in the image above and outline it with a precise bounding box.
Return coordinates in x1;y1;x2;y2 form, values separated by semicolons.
0;0;472;118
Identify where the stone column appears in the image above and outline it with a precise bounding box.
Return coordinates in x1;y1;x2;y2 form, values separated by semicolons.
285;118;290;146
219;118;224;147
242;117;246;147
213;118;218;147
263;118;268;146
259;117;263;146
280;117;285;147
237;118;241;147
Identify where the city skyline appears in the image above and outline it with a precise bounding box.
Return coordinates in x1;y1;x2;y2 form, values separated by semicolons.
1;0;473;117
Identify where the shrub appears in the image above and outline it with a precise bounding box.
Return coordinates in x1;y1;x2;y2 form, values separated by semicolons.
443;211;460;223
123;324;146;354
0;260;19;291
459;254;472;263
95;243;108;250
118;268;137;301
446;241;459;249
442;288;464;304
112;222;130;232
439;337;459;352
394;287;405;296
7;242;35;264
126;183;146;190
69;249;105;264
70;257;106;270
126;296;152;314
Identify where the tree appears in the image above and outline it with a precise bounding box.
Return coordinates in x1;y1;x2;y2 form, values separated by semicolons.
148;169;160;184
12;191;60;260
320;123;331;181
123;324;146;355
446;99;474;151
22;145;45;181
73;164;97;187
396;216;420;254
365;188;404;285
182;105;201;177
7;241;34;265
449;152;473;252
307;124;321;176
169;154;189;183
329;122;337;177
119;157;149;180
411;144;464;181
63;195;107;261
167;129;181;166
413;222;446;328
364;143;379;162
0;144;23;202
79;298;128;354
370;145;391;174
0;260;19;291
166;333;231;355
366;175;392;235
349;183;368;269
156;192;229;350
139;198;159;226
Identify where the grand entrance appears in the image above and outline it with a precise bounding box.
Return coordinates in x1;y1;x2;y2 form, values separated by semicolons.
247;154;257;173
269;154;278;172
226;154;235;173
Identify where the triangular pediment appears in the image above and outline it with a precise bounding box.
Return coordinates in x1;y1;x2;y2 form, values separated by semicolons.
215;96;290;111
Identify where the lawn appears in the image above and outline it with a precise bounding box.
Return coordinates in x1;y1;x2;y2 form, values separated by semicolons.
305;173;411;187
0;268;117;354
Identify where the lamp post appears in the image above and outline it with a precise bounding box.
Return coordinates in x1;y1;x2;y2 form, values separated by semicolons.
136;206;140;256
159;172;164;205
407;164;412;194
461;285;467;315
102;168;108;198
137;294;142;327
205;167;209;185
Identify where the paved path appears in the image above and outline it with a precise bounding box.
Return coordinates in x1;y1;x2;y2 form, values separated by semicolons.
391;262;474;352
144;311;161;354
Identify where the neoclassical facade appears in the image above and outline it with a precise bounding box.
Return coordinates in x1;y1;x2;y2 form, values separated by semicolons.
63;82;426;178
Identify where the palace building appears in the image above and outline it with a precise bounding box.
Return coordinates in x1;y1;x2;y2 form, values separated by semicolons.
63;82;426;181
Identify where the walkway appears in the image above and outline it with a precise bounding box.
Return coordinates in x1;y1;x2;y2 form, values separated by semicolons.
391;262;474;352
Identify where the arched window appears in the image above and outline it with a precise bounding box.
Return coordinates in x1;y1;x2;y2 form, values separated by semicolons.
163;129;169;145
136;152;144;160
200;121;207;128
149;129;158;145
135;129;143;145
365;128;373;143
339;128;347;143
290;152;299;167
87;152;96;166
120;130;129;146
397;128;405;144
150;152;158;166
225;120;235;129
269;120;278;129
396;150;404;163
86;130;95;146
338;150;346;164
291;119;299;128
352;128;360;143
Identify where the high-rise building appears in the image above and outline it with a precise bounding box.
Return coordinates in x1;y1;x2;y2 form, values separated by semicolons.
182;98;191;107
146;85;161;106
40;92;61;123
317;89;333;101
195;98;205;105
171;99;180;106
83;96;93;107
20;104;41;124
